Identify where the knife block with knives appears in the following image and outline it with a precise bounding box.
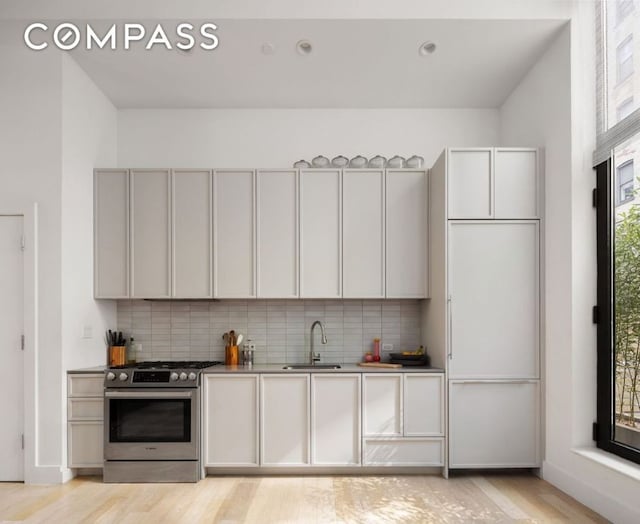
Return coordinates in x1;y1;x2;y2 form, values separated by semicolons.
223;330;241;365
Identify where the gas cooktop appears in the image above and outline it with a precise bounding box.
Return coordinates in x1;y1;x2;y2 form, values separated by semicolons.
109;360;223;370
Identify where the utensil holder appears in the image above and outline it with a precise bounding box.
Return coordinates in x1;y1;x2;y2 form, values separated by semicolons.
109;345;127;367
225;345;238;365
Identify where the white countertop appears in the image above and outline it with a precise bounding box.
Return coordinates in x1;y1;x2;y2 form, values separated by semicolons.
68;364;444;374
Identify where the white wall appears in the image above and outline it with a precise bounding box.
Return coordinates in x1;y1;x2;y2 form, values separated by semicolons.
117;108;499;168
500;13;640;522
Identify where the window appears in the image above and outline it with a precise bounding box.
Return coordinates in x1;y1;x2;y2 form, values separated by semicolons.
617;97;635;121
617;36;634;83
616;160;635;204
617;0;635;24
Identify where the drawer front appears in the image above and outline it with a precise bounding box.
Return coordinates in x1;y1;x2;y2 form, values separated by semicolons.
68;398;104;421
363;438;444;466
68;374;104;398
68;421;104;468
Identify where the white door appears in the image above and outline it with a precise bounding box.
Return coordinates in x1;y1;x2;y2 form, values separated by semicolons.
448;221;539;378
203;375;259;467
386;169;428;298
311;374;360;466
257;170;298;298
362;374;402;436
214;170;256;298
172;170;212;298
130;169;171;298
447;149;492;219
0;216;24;480
260;374;310;466
494;148;539;219
300;169;342;298
449;380;540;468
343;169;385;298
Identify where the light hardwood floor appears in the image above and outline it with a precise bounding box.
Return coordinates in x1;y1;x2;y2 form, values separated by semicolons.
0;473;607;523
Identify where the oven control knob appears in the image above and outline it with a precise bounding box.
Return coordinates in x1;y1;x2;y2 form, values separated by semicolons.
106;372;116;381
188;372;197;381
118;372;128;381
170;372;179;382
179;372;188;381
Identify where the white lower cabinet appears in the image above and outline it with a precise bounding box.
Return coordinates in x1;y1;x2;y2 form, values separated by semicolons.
362;373;445;467
449;380;540;468
203;374;259;467
311;374;361;466
67;373;104;469
260;374;310;466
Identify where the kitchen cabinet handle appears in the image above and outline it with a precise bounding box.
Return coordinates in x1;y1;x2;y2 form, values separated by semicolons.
104;391;194;399
447;295;453;360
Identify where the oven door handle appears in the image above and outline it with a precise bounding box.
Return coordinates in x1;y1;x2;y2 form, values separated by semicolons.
104;391;194;399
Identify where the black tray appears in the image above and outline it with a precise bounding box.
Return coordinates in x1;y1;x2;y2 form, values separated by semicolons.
390;353;428;361
389;359;430;367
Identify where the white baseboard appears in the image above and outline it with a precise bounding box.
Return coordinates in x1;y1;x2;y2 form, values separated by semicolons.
25;466;74;485
542;460;640;523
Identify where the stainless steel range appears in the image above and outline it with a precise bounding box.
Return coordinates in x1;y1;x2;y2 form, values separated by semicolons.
103;360;221;483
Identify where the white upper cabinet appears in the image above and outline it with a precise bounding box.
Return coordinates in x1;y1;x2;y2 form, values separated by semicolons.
214;170;256;298
448;221;539;379
447;148;539;219
343;169;385;298
448;149;492;219
172;170;212;298
130;169;171;298
386;170;428;298
494;148;539;219
257;170;298;298
94;169;129;298
300;169;342;298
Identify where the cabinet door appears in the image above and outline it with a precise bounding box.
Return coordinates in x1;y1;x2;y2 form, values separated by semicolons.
260;374;310;466
311;374;360;466
213;170;256;298
448;221;539;378
257;170;298;298
404;374;444;436
172;170;212;297
94;169;129;298
300;169;342;298
449;380;540;468
447;149;492;219
494;148;539;219
68;421;103;468
386;170;428;298
130;169;171;298
203;375;259;467
343;169;385;298
362;374;402;436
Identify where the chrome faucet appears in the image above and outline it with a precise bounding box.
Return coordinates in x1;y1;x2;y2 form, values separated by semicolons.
310;320;328;366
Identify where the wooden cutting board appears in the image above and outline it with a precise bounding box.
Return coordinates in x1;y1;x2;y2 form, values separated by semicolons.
357;362;402;369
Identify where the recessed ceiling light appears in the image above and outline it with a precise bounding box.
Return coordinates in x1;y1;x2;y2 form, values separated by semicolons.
419;41;437;56
261;43;276;55
296;39;313;55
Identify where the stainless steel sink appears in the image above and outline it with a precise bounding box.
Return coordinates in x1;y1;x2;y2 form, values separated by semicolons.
282;364;342;370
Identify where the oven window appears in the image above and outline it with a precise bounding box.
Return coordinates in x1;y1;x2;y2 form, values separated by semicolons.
109;399;191;442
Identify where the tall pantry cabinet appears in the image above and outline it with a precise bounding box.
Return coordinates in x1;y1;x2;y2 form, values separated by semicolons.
425;147;541;469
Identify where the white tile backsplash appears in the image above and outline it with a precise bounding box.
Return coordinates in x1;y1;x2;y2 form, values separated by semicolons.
116;299;421;364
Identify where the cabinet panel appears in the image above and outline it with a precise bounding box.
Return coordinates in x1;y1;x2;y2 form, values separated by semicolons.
363;438;444;466
131;169;171;297
448;149;492;219
214;170;256;298
386;170;427;298
204;375;259;467
172;170;212;297
68;422;103;468
362;374;402;436
260;375;310;466
404;374;444;436
94;169;129;298
449;380;539;468
68;375;104;397
311;374;360;466
343;170;385;298
494;149;539;219
257;170;298;298
68;398;103;421
448;221;539;378
300;169;341;298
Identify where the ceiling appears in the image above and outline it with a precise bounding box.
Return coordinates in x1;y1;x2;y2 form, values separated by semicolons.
66;19;566;108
